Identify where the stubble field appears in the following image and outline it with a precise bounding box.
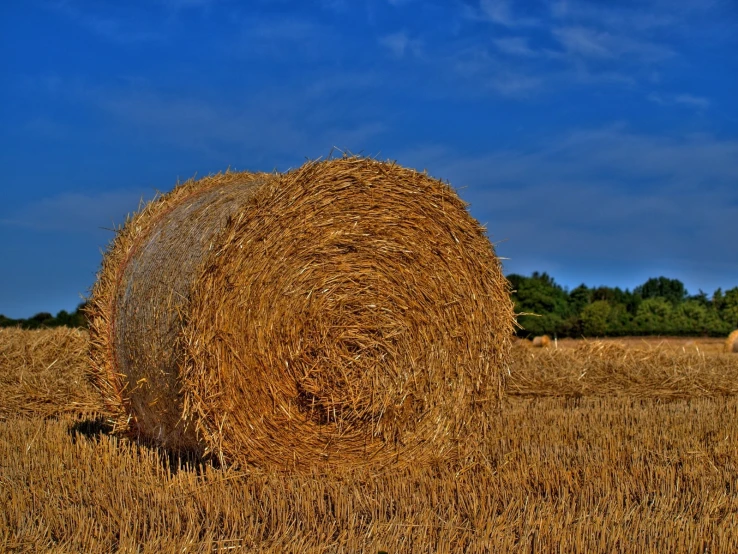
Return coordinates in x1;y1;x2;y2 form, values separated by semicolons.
2;327;738;553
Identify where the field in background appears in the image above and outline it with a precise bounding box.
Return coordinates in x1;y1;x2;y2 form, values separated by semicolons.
540;336;727;355
2;328;738;553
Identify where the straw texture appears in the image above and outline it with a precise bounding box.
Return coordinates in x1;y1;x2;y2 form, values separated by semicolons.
0;327;102;420
87;172;270;449
88;157;514;471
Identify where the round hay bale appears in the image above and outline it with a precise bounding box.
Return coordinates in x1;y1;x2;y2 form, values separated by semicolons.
726;330;738;354
88;157;515;471
532;335;551;348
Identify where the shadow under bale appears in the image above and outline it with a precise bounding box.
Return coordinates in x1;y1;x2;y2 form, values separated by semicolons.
69;416;113;442
87;157;515;472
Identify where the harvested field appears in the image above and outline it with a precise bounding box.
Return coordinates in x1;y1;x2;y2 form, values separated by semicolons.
0;328;102;420
508;339;738;398
553;336;729;355
3;329;738;552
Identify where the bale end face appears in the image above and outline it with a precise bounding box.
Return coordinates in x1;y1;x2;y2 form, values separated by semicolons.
532;335;552;348
86;171;271;450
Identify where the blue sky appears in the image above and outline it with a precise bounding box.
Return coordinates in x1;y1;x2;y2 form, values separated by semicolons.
1;0;737;318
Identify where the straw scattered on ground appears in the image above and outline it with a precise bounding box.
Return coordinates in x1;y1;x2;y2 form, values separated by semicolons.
0;327;103;420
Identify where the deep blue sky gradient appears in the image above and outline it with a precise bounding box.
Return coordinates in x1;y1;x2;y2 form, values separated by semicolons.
1;0;737;318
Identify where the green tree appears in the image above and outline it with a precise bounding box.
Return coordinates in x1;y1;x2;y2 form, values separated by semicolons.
634;277;687;305
67;302;89;328
0;314;18;328
25;312;54;330
634;297;673;335
606;303;633;336
568;284;591;314
689;290;710;307
713;288;725;312
506;273;736;338
508;272;570;337
580;300;611;337
0;302;88;330
55;310;71;327
722;287;738;328
671;300;709;335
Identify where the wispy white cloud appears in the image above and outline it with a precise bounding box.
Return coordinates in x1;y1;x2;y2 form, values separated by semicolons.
303;72;380;98
450;45;544;96
479;0;514;25
649;92;710;110
246;17;322;43
552;0;728;34
158;0;221;10
674;94;710;109
492;36;537;57
564;66;635;87
396;127;738;287
553;26;613;58
440;0;685;98
228;16;334;61
321;0;348;11
0;190;154;233
551;1;676;31
99;90;305;155
378;31;423;58
490;73;543;95
22;117;73;141
553;26;673;62
49;1;162;44
476;0;538;27
68;81;387;159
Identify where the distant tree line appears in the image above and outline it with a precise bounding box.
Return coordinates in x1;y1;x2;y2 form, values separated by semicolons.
509;273;738;338
3;274;738;338
0;303;88;330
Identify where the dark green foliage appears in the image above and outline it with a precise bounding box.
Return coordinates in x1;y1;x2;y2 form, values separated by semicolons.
0;303;88;329
722;288;738;328
579;300;611;337
510;274;735;338
508;272;571;336
568;284;591;314
634;297;673;335
3;276;737;339
634;277;687;305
